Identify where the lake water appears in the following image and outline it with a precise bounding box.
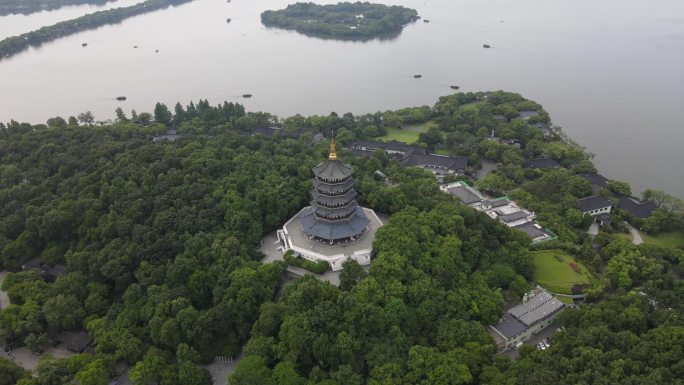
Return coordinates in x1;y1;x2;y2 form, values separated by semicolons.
1;0;683;198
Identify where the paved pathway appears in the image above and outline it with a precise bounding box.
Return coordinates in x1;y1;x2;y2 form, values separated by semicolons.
201;353;243;385
627;224;643;245
587;223;599;236
475;159;497;180
0;271;11;310
0;344;73;373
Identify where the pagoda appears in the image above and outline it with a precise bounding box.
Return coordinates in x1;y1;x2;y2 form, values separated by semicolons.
299;138;370;244
276;137;384;272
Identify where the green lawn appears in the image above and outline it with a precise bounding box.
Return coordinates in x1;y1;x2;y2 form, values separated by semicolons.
532;249;592;294
377;120;436;143
641;231;684;249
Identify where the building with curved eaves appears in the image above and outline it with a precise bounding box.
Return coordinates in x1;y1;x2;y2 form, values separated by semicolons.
277;139;383;271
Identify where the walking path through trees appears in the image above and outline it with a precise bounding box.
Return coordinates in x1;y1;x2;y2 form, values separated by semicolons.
0;271;10;310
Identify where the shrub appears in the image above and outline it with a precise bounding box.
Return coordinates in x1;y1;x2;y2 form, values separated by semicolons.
284;252;329;274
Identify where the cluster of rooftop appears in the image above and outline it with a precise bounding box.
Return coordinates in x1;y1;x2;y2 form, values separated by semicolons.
441;181;556;243
349;140;469;182
489;287;565;351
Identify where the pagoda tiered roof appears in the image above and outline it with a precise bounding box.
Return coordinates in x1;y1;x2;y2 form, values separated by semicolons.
298;138;369;242
312;159;354;182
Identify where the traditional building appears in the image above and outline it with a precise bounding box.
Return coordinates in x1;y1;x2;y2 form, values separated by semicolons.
299;140;370;243
278;139;384;271
400;153;468;182
349;139;426;157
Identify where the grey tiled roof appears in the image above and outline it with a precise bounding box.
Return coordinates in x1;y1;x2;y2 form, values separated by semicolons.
400;153;468;171
508;292;564;326
514;222;547;239
578;173;610;187
488;199;511;208
446;186;483;205
618;197;656;218
351;140;426;155
312;190;358;207
299;206;370;241
494;313;528;339
313;160;354;181
499;211;529;223
576;195;612;212
524;158;561;169
314;177;355;194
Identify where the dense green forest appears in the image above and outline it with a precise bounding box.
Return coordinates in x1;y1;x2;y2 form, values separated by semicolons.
0;0;108;16
0;0;193;59
0;92;682;384
261;2;418;40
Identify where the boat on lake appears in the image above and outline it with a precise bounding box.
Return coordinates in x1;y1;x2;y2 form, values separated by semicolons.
450;85;460;90
243;94;252;98
483;44;491;48
133;45;138;48
116;96;127;101
414;74;422;78
423;19;430;23
226;18;231;23
81;43;87;47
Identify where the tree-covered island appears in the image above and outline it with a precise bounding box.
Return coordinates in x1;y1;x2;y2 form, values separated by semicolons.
261;2;419;40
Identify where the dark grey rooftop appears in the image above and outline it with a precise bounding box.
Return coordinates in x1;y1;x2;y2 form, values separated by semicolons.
488;199;511;208
312;190;357;207
514;222;548;239
299;206;370;241
351;140;426;155
313;160;354;182
499;211;529;223
445;185;483;205
576;195;612;212
524;158;561;169
400;153;468;171
494;313;528;339
618;197;656;218
314;177;355;194
578;173;610;187
508;292;564;326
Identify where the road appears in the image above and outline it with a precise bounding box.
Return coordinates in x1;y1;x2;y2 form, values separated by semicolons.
0;271;10;310
627;224;643;245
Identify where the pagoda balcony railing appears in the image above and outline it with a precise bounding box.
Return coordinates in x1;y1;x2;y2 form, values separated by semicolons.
313;210;356;222
315;175;353;185
314;187;354;196
314;199;356;209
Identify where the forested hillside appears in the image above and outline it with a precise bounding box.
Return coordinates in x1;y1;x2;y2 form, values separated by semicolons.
0;93;682;384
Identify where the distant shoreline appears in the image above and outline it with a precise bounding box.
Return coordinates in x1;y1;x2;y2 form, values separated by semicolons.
0;0;193;60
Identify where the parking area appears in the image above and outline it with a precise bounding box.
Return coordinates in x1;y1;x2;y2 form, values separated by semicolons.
503;322;561;359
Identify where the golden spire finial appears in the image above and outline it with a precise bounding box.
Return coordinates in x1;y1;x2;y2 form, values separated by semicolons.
329;130;337;160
